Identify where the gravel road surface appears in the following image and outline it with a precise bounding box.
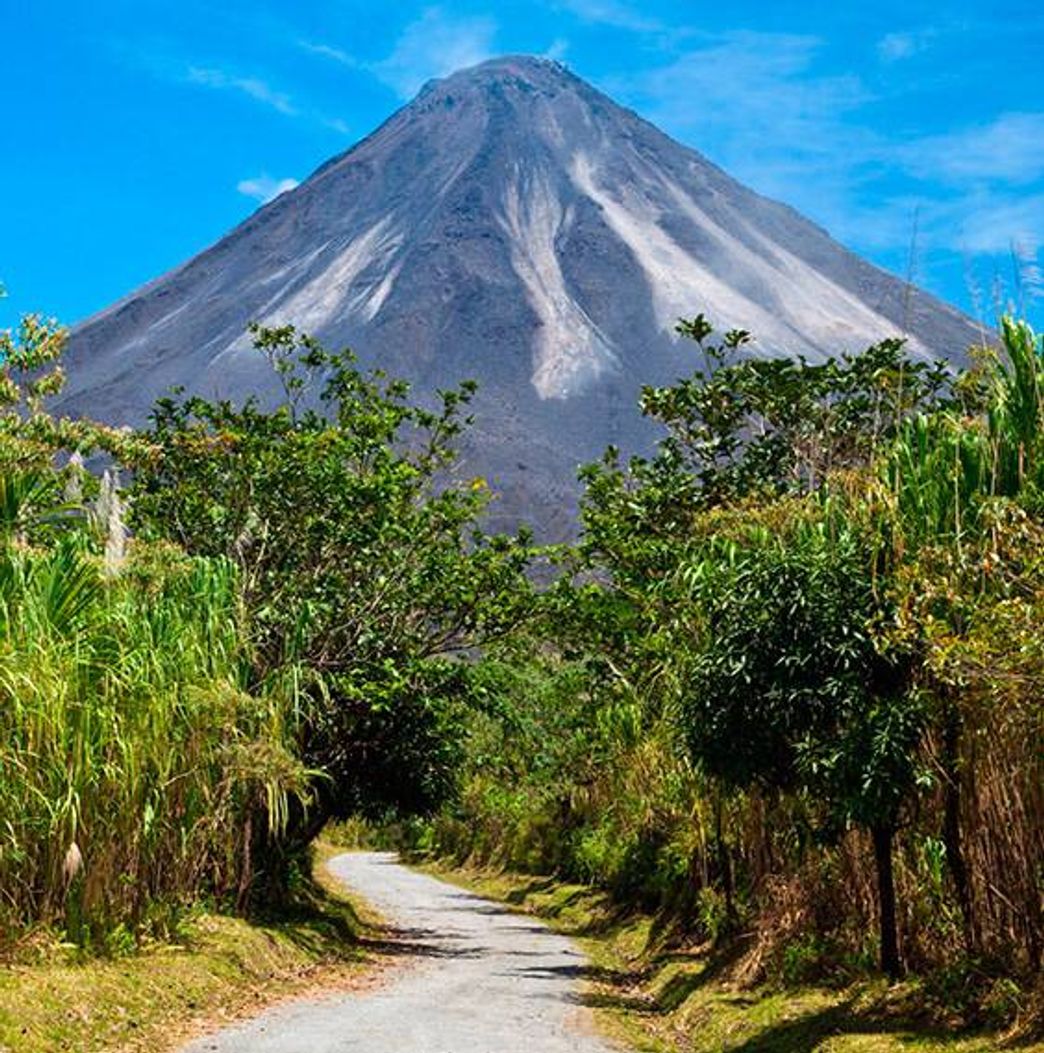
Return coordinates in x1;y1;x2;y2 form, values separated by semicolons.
182;851;622;1052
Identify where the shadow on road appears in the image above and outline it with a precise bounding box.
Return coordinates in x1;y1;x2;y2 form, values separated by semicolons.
360;924;484;960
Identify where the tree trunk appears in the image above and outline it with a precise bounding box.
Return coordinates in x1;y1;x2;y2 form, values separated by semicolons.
940;698;976;951
714;792;737;930
872;822;903;980
248;785;334;912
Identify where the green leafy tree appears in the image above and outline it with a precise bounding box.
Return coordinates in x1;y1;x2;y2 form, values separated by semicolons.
676;519;919;978
643;315;951;501
0;313;144;469
580;316;952;571
129;325;533;893
574;318;952;977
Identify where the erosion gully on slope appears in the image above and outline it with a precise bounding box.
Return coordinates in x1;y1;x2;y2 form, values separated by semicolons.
182;851;624;1053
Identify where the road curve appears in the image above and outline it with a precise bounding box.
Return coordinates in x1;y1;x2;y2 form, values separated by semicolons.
182;851;623;1053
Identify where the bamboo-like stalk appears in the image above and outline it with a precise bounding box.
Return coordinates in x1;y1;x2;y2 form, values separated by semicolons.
0;520;309;948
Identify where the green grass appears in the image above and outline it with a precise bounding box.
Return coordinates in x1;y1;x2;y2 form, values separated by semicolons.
0;847;381;1053
419;861;1042;1053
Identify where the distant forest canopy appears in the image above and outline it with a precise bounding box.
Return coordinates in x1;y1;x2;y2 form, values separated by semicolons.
1;308;1042;1032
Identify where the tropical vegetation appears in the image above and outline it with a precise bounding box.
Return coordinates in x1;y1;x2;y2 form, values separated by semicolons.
422;317;1044;1031
1;302;1041;1037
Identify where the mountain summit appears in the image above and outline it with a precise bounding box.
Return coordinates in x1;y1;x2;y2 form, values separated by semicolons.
63;55;981;534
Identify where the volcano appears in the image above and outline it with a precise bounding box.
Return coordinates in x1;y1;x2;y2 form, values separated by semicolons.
62;55;981;535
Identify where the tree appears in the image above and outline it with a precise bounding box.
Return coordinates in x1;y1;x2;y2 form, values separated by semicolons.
678;519;919;979
129;325;533;893
575;317;947;978
0;313;143;470
640;315;951;505
578;316;953;642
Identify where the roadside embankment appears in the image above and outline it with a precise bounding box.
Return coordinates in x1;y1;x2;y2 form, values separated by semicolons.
0;846;384;1053
419;859;1043;1053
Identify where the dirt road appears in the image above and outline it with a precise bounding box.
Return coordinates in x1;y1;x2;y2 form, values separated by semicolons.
183;852;622;1052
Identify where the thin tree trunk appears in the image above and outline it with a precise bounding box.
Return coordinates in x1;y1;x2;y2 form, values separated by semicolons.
941;699;976;951
249;785;334;911
236;811;254;913
872;822;903;980
715;791;736;930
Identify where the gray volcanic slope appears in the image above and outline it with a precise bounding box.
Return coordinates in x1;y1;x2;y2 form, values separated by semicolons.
63;55;981;536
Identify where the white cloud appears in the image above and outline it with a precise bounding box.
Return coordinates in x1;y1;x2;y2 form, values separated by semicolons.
877;29;936;62
298;40;357;67
372;7;497;99
187;61;348;136
602;30;1044;267
555;0;662;32
544;38;570;61
878;33;916;61
187;66;297;115
610;31;872;189
900;112;1044;187
816;186;1044;263
1012;237;1044;305
619;32;866;139
871;114;1044;259
237;175;300;203
323;116;351;136
948;192;1044;254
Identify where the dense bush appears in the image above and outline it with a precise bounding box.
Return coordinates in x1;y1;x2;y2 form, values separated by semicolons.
127;325;532;897
424;316;1044;1023
0;317;529;940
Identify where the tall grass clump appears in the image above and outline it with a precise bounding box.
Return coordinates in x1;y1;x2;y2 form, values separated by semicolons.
0;478;310;950
876;316;1044;977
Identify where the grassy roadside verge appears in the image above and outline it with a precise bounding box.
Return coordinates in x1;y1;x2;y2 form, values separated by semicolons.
0;846;384;1053
417;859;1042;1053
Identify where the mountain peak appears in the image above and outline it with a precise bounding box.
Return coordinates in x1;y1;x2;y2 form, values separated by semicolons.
426;54;575;92
409;54;590;117
63;57;981;538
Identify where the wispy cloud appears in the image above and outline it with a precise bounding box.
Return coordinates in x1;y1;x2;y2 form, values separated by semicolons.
945;192;1044;254
184;60;348;135
372;7;498;99
878;113;1044;258
606;29;1043;264
544;38;570;61
876;28;937;62
555;0;662;33
619;32;867;138
187;66;297;115
610;31;872;196
844;192;1044;259
899;112;1044;187
298;40;357;67
237;174;300;203
323;116;351;136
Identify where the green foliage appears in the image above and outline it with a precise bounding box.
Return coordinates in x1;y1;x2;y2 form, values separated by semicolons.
0;470;63;543
4;294;1042;1021
678;523;889;794
437;315;1044;1008
0;315;147;470
129;325;533;832
585;314;950;534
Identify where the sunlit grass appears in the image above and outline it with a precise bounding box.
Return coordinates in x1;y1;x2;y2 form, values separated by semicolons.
425;862;1041;1052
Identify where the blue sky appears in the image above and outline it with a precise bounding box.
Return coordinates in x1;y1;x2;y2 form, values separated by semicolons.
3;1;1043;333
